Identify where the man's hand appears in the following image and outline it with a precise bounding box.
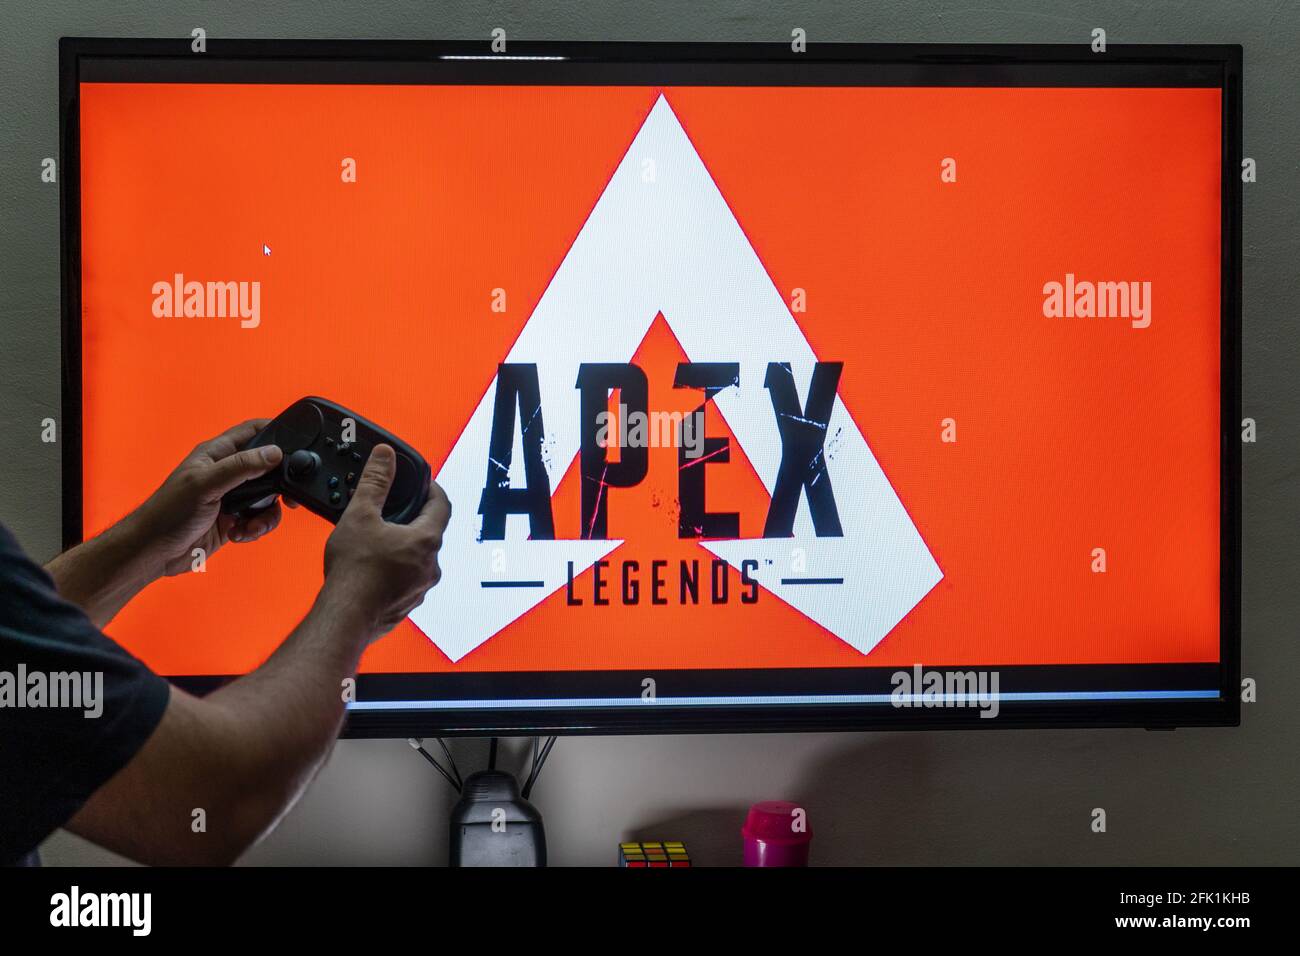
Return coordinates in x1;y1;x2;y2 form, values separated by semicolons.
47;418;290;626
323;444;450;641
133;419;288;577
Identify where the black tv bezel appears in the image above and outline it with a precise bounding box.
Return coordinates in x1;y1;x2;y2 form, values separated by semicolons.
59;38;1242;737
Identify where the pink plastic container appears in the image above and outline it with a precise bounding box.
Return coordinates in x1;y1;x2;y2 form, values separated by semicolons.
742;800;813;867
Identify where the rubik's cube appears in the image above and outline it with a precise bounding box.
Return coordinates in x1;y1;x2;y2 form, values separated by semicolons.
619;841;691;867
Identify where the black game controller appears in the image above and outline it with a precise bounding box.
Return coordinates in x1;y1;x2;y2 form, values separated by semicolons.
221;397;431;525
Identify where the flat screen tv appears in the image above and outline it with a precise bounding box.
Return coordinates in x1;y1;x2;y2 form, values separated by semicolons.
60;39;1242;735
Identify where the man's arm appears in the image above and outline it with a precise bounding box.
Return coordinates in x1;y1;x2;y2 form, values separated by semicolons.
66;580;369;865
46;420;286;628
65;444;450;865
43;515;161;631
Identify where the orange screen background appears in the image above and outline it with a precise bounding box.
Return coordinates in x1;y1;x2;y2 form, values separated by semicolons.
78;83;1222;674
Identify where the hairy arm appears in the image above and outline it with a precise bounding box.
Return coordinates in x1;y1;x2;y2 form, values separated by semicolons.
66;579;373;865
44;513;163;629
46;419;285;629
60;440;449;865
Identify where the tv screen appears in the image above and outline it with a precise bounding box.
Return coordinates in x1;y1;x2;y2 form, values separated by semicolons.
61;40;1241;734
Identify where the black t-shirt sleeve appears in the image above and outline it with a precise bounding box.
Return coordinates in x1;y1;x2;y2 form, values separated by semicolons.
0;524;170;865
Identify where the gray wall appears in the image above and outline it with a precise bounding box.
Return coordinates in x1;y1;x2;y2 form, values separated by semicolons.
1;1;1295;866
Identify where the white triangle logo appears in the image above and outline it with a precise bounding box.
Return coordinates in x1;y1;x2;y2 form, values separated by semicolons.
408;95;943;663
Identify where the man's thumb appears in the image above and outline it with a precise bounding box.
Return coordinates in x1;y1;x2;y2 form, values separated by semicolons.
206;444;283;496
349;444;396;512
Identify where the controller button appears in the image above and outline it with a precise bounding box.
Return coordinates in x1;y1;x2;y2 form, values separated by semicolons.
286;450;321;481
351;451;362;463
329;491;342;505
327;476;340;490
336;441;352;455
345;471;357;485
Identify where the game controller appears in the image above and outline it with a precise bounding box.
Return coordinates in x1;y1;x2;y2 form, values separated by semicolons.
220;397;431;525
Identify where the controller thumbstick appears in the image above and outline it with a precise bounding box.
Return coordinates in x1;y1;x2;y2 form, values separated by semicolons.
286;449;320;480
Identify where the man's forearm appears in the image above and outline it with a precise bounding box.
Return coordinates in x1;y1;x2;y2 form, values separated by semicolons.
44;512;163;628
208;577;374;773
66;578;377;865
193;579;376;854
